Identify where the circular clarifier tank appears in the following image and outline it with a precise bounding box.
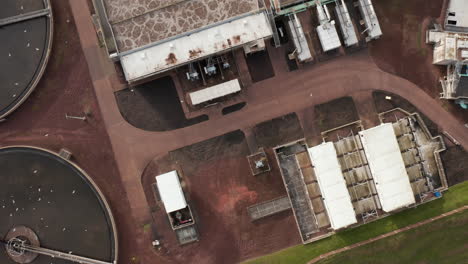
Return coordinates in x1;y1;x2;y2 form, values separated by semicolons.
0;146;118;264
0;0;53;119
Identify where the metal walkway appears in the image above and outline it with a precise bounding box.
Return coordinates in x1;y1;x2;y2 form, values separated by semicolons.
248;196;292;220
0;8;50;27
4;239;115;264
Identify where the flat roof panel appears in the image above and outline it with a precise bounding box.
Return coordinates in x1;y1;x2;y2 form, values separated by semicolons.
189;79;241;105
317;23;341;52
308;142;357;230
359;124;415;212
447;0;468;29
120;12;272;81
156;171;187;213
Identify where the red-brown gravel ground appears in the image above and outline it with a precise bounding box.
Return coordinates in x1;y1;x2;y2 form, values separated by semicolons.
140;131;301;264
0;0;139;262
370;0;468;123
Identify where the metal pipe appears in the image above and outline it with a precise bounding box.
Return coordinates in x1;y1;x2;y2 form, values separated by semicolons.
324;4;331;20
19;244;115;264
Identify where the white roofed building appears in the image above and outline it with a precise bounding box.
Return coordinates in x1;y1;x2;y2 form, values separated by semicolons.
317;22;342;52
308;142;357;230
189;79;241;105
273;116;446;244
445;0;468;32
426;23;468;104
155;170;198;244
427;30;468;65
357;0;382;41
156;171;187;213
97;0;273;83
120;12;273;82
359;124;416;212
316;3;341;52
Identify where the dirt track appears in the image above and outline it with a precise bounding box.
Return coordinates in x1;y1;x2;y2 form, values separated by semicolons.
68;0;468;263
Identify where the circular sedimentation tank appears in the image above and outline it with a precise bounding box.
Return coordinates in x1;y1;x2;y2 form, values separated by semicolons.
0;146;118;264
0;0;53;119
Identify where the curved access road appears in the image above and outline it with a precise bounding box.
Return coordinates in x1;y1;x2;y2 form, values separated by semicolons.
70;0;468;262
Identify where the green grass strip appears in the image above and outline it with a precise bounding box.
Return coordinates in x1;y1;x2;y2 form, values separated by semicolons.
314;210;468;264
244;181;468;264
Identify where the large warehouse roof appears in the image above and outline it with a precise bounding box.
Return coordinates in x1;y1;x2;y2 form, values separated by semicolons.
156;171;187;213
104;0;260;52
359;124;415;212
308;142;357;230
120;12;272;82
